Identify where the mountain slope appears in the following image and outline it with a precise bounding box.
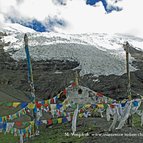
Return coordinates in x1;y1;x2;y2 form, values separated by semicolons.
2;30;143;76
1;25;143;100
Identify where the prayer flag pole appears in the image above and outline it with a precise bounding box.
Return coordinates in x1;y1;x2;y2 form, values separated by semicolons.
124;41;132;126
24;34;35;101
24;34;38;136
24;34;34;85
75;70;79;86
125;41;131;100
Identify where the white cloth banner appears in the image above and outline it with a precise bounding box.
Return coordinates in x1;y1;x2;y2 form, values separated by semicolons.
72;104;79;133
6;122;14;133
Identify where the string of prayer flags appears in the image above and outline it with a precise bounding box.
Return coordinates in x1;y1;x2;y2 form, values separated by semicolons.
1;83;143;141
0;102;20;108
44;113;73;127
0;107;28;122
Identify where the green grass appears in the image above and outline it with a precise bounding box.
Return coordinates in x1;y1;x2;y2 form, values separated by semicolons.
0;133;19;143
28;120;95;143
0;118;96;143
1;115;141;143
133;114;141;127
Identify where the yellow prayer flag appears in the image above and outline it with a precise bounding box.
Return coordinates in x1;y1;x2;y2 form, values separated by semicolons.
58;118;62;124
63;105;67;110
97;104;104;108
45;100;48;104
30;121;34;126
13;102;21;108
26;132;28;138
79;113;83;118
63;99;68;105
93;108;98;113
12;113;17;119
25;127;29;132
28;103;35;109
2;116;6;122
85;104;91;108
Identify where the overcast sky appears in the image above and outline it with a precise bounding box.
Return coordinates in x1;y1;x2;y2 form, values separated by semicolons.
0;0;143;37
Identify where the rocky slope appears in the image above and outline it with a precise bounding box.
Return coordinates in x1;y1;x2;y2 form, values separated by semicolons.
0;36;79;100
0;32;143;101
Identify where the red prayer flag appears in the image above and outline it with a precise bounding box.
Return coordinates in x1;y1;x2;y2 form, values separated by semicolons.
97;92;103;97
110;104;115;108
63;89;67;95
72;82;76;87
36;102;42;108
44;103;49;107
15;121;22;126
50;98;54;104
47;119;53;125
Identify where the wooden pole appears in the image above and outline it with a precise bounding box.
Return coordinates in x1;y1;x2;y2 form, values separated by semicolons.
24;34;38;135
75;70;79;86
125;42;131;100
124;41;132;126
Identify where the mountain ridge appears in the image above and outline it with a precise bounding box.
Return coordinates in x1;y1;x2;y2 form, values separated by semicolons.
2;26;143;76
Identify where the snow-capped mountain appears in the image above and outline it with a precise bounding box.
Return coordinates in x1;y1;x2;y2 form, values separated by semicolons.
0;23;35;33
1;23;143;76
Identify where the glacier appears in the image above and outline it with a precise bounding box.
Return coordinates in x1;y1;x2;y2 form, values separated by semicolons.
1;24;143;76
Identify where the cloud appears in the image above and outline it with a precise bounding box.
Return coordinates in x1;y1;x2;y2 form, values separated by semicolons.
86;0;122;13
52;0;67;5
7;16;67;32
0;0;143;38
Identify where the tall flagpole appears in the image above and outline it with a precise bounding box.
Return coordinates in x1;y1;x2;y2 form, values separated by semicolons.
24;34;35;92
75;70;79;86
24;34;38;135
125;41;131;100
124;41;132;126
